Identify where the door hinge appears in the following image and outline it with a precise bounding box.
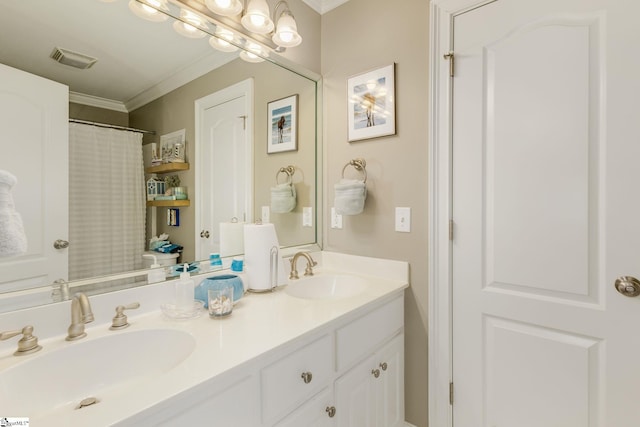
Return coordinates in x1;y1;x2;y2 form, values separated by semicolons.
238;115;247;130
449;219;454;241
444;52;455;77
449;382;454;405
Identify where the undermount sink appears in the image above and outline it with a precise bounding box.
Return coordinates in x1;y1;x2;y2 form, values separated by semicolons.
285;274;367;299
0;328;195;416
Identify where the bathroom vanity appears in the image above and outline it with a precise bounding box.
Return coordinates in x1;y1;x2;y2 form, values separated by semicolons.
0;252;408;426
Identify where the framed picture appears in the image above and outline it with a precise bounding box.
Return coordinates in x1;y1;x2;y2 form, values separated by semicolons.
347;63;396;142
267;94;298;154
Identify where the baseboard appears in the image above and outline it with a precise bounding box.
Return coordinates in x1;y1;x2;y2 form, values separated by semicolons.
405;422;418;427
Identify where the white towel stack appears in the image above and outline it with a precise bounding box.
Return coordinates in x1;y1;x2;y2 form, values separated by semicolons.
270;182;297;213
0;169;27;257
334;179;367;215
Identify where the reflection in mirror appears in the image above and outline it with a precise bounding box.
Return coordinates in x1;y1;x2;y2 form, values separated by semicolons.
0;0;320;313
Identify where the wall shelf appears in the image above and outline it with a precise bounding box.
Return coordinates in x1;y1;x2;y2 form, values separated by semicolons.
147;200;190;207
145;162;189;174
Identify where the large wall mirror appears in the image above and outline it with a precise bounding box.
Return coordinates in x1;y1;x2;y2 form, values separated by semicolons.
0;0;321;312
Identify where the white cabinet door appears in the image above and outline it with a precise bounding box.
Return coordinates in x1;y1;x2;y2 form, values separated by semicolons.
0;63;68;292
274;388;336;427
335;333;405;427
334;354;376;427
374;333;404;427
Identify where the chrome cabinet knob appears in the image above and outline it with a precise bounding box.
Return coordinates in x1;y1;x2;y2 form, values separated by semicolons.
380;362;388;371
615;276;640;297
200;230;210;238
325;406;336;418
371;368;380;378
301;371;313;384
53;239;69;249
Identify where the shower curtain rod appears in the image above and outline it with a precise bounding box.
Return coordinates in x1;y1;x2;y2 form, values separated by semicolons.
69;118;156;135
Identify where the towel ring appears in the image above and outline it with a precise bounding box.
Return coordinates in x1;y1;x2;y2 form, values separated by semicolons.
276;165;296;184
341;158;367;183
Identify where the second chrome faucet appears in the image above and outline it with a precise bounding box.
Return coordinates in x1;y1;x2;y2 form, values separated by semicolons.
66;293;94;341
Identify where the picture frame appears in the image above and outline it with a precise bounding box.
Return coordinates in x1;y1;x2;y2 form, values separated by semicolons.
267;94;298;154
347;63;396;142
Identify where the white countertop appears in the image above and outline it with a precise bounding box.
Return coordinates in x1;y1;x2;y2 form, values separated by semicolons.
0;252;409;426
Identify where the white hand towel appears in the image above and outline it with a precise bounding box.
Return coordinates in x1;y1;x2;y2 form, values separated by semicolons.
270;182;297;213
0;169;27;257
334;178;367;215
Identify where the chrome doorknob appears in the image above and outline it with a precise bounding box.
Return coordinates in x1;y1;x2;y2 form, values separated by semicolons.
614;276;640;297
53;239;69;249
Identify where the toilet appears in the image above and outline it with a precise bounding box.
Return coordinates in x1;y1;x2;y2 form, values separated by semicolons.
142;251;179;268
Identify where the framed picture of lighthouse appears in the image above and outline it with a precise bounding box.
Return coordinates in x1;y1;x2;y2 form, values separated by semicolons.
347;63;396;142
267;94;298;154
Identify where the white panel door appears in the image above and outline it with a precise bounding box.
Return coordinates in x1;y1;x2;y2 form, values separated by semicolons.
452;0;640;425
0;63;68;291
195;80;252;260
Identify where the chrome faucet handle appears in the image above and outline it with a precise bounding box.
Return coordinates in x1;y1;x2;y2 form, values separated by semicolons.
0;325;42;356
109;302;140;330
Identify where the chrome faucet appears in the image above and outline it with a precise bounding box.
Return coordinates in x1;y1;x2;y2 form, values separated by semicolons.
66;293;94;341
289;252;317;280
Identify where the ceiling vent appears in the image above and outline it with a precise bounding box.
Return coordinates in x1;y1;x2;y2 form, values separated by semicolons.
50;47;97;70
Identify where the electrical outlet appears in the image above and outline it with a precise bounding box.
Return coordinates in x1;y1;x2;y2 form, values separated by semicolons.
303;207;313;227
331;207;343;229
261;206;270;224
395;207;411;232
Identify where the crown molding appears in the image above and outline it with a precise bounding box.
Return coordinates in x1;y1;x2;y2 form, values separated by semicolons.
302;0;350;14
69;92;128;113
124;51;237;112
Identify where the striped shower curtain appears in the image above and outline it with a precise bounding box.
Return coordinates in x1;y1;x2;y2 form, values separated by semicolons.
68;123;145;281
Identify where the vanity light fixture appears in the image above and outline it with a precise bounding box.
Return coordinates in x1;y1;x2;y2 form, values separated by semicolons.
204;0;243;17
172;9;209;38
271;2;301;48
240;0;274;34
128;0;169;22
209;28;240;52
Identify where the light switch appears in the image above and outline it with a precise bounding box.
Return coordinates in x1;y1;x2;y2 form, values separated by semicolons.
303;207;313;227
395;207;411;232
261;206;270;224
331;207;343;229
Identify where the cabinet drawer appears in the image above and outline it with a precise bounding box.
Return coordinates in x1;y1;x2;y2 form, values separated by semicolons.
262;334;333;422
336;295;403;371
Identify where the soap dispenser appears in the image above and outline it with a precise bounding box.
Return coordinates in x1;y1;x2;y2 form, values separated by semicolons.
145;254;166;284
175;263;195;311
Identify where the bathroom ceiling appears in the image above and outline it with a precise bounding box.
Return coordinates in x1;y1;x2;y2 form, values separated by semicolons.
0;0;341;111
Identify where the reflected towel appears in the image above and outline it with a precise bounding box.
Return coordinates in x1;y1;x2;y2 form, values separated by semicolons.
334;179;367;215
270;182;297;213
0;170;27;257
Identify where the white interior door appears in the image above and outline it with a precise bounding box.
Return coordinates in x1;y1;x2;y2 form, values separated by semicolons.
195;79;253;260
0;63;68;291
451;0;640;425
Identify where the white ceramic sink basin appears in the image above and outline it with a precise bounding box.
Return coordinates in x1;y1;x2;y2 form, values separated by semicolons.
0;328;195;416
285;274;367;299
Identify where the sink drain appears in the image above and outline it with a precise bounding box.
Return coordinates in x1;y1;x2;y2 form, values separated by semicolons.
75;397;99;410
